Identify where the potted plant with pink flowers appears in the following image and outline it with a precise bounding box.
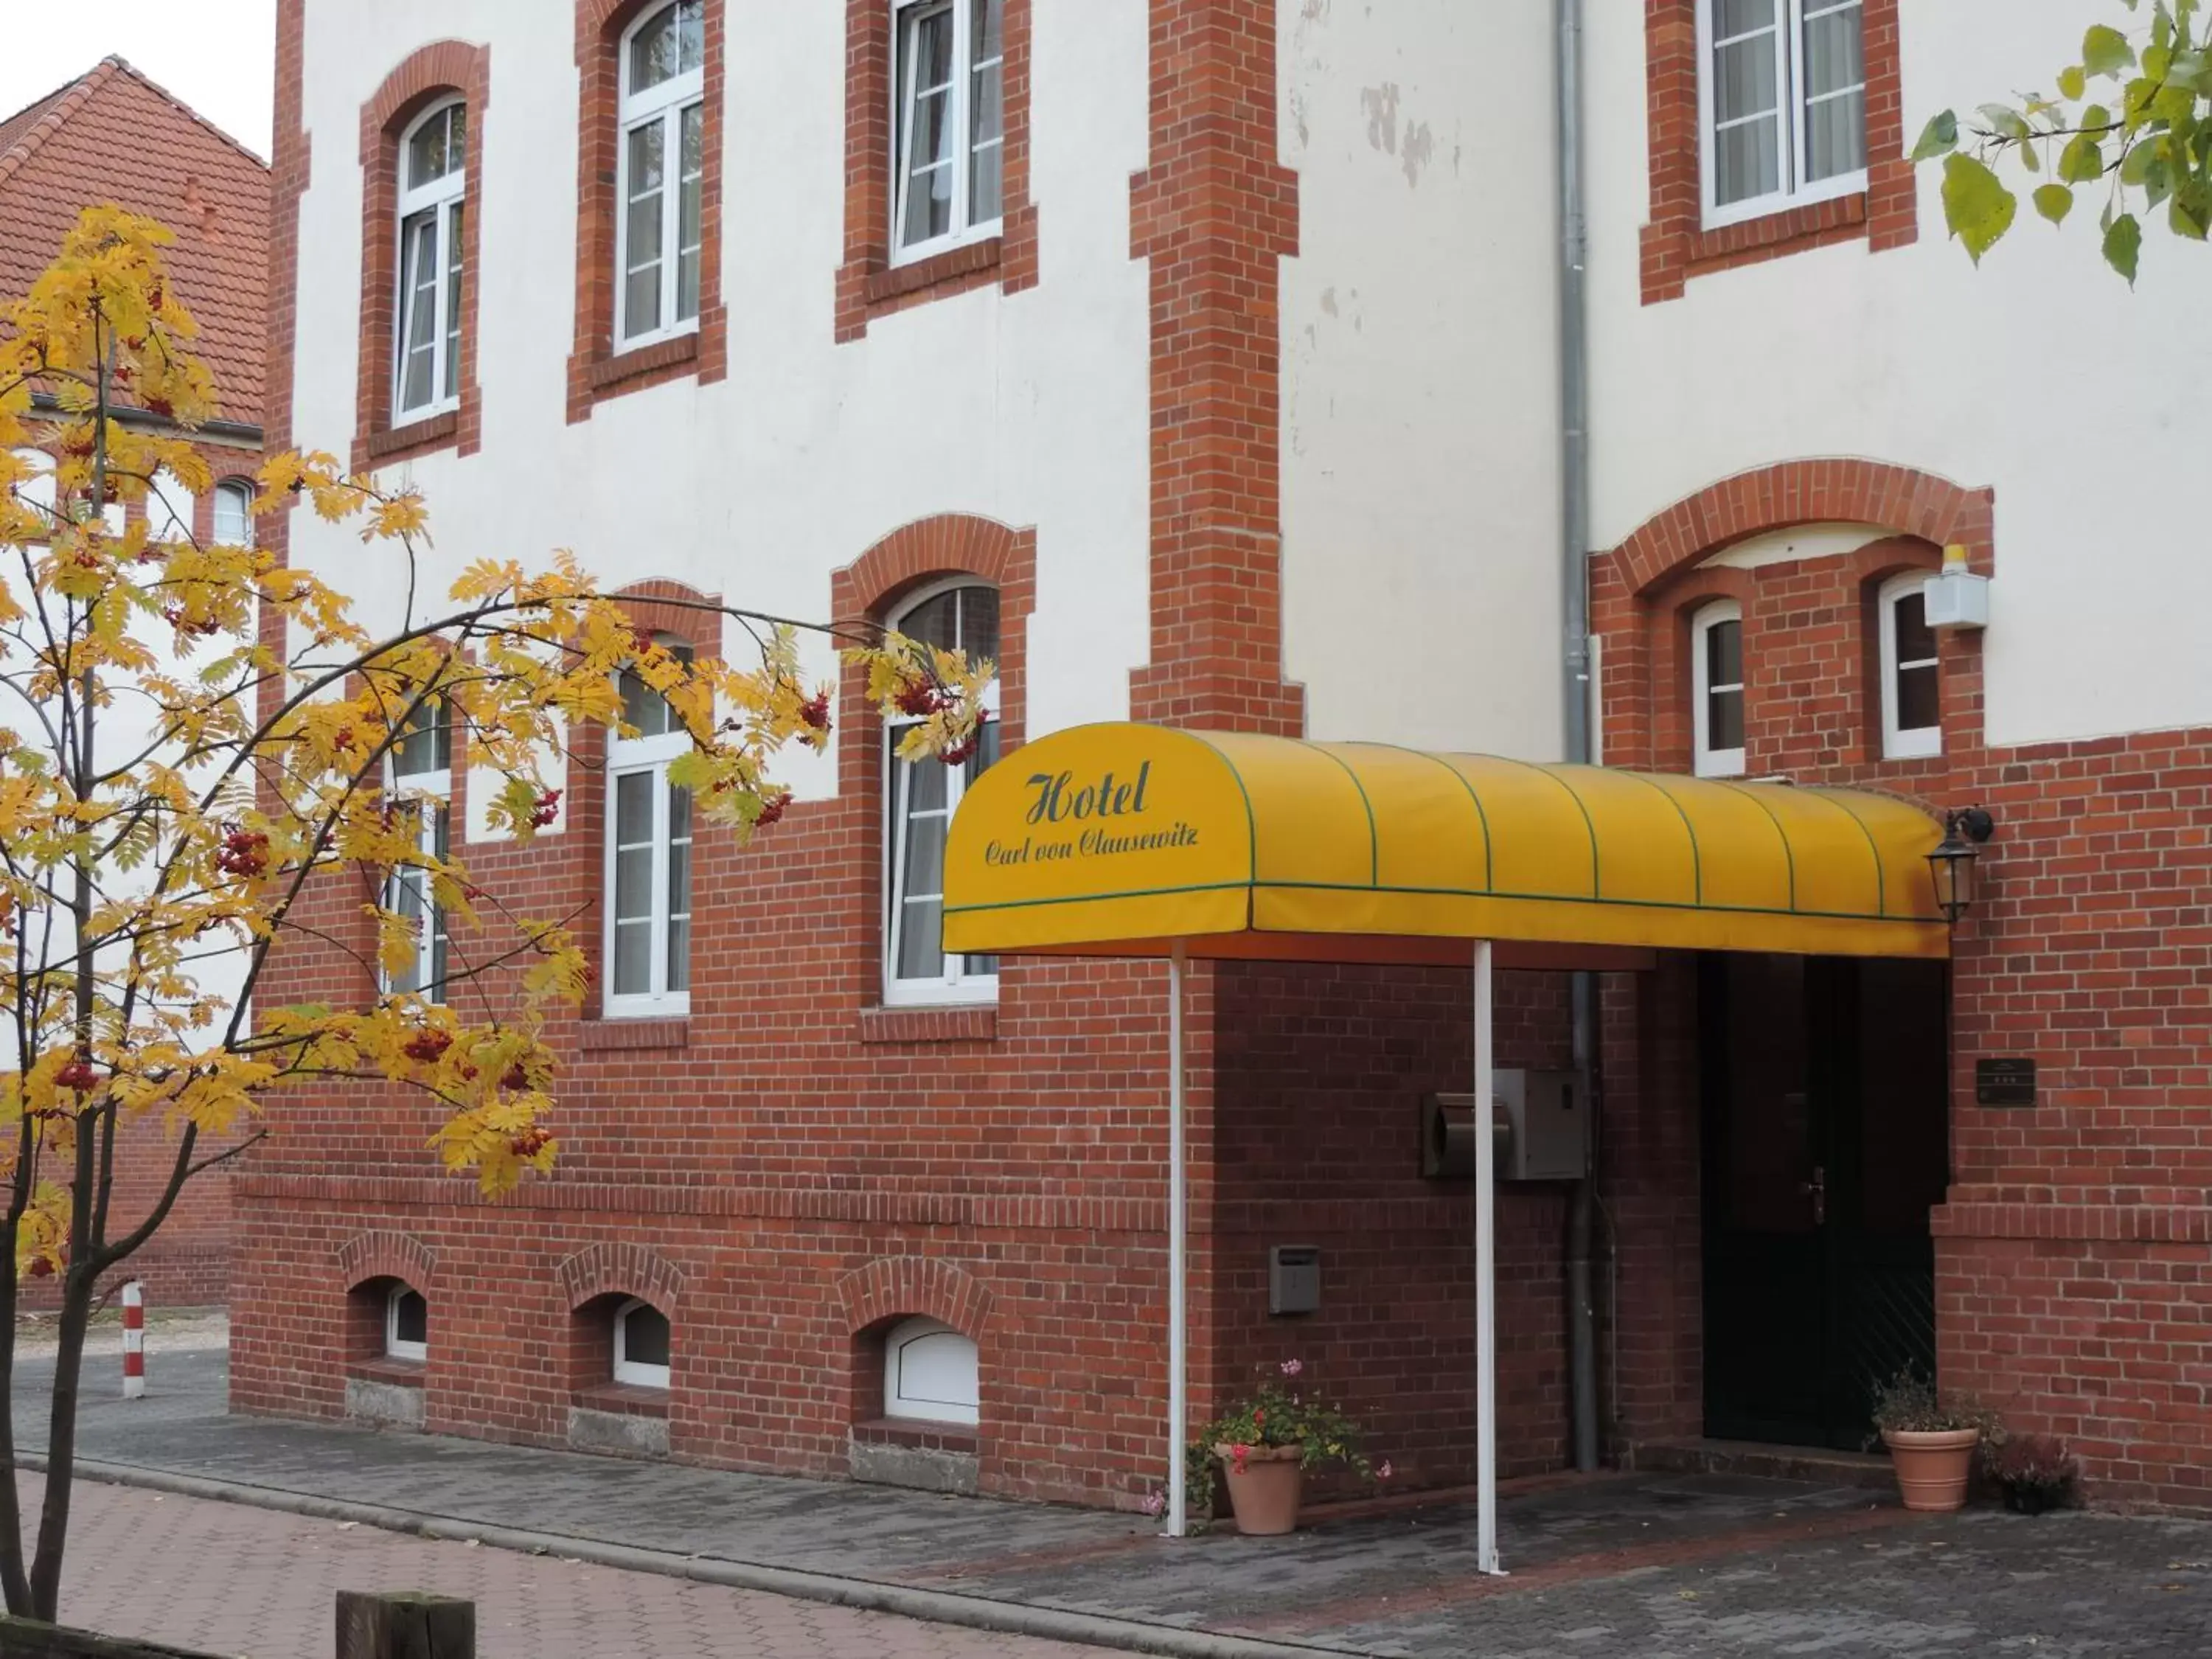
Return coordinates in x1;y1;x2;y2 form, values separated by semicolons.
1199;1360;1380;1536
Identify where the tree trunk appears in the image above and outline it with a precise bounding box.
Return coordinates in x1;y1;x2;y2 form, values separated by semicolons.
0;1213;30;1616
27;1272;96;1620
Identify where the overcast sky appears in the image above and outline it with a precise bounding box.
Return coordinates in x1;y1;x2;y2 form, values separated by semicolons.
3;1;276;161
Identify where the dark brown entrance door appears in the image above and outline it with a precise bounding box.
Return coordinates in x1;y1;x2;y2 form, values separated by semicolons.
1699;953;1950;1450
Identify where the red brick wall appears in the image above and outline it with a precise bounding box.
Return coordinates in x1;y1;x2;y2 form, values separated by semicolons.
1594;459;2212;1509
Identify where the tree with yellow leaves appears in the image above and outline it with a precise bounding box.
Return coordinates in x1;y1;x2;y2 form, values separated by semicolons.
0;208;991;1623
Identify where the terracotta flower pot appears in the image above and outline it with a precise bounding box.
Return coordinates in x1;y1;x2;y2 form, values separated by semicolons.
1215;1442;1304;1536
1882;1427;1981;1512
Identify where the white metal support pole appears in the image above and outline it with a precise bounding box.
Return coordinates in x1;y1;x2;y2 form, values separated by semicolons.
1166;940;1189;1538
1474;939;1503;1575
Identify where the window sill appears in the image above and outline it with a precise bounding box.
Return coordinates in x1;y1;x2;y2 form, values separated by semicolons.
574;1380;669;1419
589;330;699;393
1691;192;1865;262
854;1416;978;1455
364;411;459;463
860;237;1004;307
347;1356;425;1387
580;1017;690;1052
857;1004;998;1045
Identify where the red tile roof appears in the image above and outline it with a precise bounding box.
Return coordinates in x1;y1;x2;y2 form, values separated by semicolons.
0;58;269;430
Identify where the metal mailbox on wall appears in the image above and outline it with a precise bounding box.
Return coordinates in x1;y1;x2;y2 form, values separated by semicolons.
1422;1071;1589;1183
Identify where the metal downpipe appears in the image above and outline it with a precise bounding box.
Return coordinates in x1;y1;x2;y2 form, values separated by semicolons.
1556;0;1602;1476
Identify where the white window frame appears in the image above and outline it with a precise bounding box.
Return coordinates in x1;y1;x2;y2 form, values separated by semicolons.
1878;572;1942;760
1692;600;1747;779
603;644;694;1019
385;1284;428;1363
393;97;467;424
889;0;1006;265
212;479;255;548
884;1316;979;1426
382;705;451;1004
883;580;999;1008
616;1;707;350
612;1297;672;1389
1697;0;1868;229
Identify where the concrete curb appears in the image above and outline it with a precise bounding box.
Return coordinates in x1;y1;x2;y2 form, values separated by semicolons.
19;1454;1370;1659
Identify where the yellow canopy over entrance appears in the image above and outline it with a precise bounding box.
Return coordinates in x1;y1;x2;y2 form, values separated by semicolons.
943;723;1949;964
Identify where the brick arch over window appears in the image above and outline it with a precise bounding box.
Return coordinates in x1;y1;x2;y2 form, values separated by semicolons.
607;577;724;650
555;1241;688;1313
835;1255;995;1340
1607;461;1993;599
353;40;490;470
568;0;729;420
336;1229;437;1293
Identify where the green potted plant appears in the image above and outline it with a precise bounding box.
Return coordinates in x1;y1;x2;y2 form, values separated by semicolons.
1870;1366;1993;1513
1988;1433;2079;1515
1198;1359;1378;1536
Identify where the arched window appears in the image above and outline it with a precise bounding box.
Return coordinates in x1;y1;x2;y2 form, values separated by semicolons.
613;1298;672;1388
394;97;468;421
884;1317;978;1426
383;700;452;1003
605;636;695;1015
1877;571;1941;759
212;480;255;548
618;1;707;347
1691;599;1745;779
386;1284;428;1362
891;0;1005;262
884;581;998;1004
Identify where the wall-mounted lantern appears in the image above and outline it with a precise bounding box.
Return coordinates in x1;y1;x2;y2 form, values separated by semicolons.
1927;807;1994;925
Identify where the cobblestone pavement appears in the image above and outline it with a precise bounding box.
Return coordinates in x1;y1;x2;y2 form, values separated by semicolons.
20;1473;1105;1659
14;1346;2212;1655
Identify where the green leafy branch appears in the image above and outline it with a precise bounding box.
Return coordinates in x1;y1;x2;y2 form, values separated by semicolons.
1913;0;2212;282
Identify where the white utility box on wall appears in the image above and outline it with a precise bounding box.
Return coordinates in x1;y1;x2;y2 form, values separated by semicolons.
1422;1070;1589;1183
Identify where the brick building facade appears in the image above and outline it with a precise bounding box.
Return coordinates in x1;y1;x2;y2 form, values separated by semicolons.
246;0;2208;1517
1;56;270;1308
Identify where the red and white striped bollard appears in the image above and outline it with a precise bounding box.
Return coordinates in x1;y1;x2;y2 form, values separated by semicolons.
121;1280;145;1399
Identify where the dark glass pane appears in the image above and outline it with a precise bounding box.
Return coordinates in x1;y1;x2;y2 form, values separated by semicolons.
959;586;1000;660
1714;0;1775;37
622;1304;672;1367
1893;591;1935;664
392;1289;428;1344
444;203;465;401
1709;687;1745;754
1896;664;1940;734
898;589;961;651
392;703;448;777
1802;3;1865;97
678;0;705;73
1707;617;1742;688
630;3;681;90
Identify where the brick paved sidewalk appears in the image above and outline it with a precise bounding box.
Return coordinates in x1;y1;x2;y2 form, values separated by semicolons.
13;1347;2212;1656
18;1473;1104;1659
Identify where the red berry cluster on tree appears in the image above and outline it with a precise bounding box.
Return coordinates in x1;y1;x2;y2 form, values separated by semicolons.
54;1054;98;1093
799;691;832;734
403;1029;453;1063
507;1126;552;1158
500;1062;530;1091
214;824;270;878
894;678;951;718
756;788;793;829
528;788;562;829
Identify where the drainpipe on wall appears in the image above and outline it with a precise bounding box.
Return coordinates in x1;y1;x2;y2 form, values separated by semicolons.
1556;0;1602;1476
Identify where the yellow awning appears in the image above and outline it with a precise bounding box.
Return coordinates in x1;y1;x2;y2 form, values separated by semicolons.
942;723;1949;964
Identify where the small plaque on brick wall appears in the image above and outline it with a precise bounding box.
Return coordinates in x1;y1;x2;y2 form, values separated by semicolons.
1975;1058;2037;1107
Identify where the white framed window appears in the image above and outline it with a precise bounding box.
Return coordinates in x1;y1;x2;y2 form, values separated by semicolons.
146;468;195;543
613;1298;672;1388
394;98;468;422
884;1317;978;1426
1692;601;1746;779
891;0;1005;263
1698;0;1865;228
212;480;254;547
383;703;451;1004
605;639;695;1018
617;1;707;349
386;1284;428;1362
885;582;998;1006
1878;573;1941;759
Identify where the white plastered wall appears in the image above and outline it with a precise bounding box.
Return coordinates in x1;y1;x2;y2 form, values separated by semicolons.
287;0;1152;807
1584;0;2212;750
1279;0;1565;760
